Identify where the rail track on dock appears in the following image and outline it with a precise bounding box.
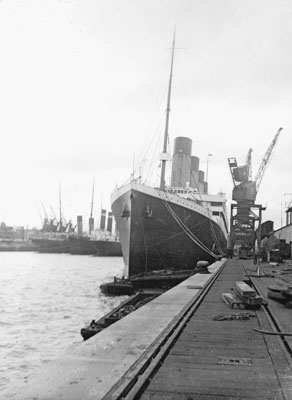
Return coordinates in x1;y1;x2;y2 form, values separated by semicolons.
103;261;227;400
243;262;292;361
104;260;292;400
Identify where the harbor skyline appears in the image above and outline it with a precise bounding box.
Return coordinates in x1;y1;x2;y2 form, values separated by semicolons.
0;0;291;229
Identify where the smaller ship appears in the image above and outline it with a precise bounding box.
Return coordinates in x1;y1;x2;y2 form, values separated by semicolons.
68;181;122;256
31;218;74;254
31;186;74;254
0;222;37;252
69;210;122;256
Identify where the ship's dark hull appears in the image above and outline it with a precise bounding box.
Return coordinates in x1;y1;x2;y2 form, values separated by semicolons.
69;236;122;256
31;238;71;254
111;184;227;277
0;241;37;252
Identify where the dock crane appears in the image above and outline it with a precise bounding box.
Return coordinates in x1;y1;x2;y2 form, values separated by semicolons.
254;128;282;196
228;148;252;187
228;127;282;204
228;127;282;255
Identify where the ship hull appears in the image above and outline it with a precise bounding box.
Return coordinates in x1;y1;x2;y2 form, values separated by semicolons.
69;236;122;256
31;238;71;254
111;182;227;277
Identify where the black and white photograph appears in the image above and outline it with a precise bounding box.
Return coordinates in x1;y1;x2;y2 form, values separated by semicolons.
1;1;292;399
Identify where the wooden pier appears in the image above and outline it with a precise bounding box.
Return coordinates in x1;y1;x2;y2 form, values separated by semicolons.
139;259;292;400
7;259;292;400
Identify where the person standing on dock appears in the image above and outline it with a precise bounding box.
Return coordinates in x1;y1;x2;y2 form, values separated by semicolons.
253;238;259;264
264;231;278;262
226;233;234;259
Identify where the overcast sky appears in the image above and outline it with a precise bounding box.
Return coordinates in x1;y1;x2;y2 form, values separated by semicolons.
0;0;291;230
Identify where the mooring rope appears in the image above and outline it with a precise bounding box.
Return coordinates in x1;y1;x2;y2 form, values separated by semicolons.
159;191;218;258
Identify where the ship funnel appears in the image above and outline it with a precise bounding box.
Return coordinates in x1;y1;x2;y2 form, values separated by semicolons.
107;212;113;234
77;215;83;236
89;217;94;234
190;156;200;189
203;182;208;194
100;209;106;230
198;170;205;193
171;137;192;187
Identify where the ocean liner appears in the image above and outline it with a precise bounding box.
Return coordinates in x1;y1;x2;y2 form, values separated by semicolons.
31;218;72;254
31;184;74;253
68;179;122;256
111;34;228;278
69;210;122;256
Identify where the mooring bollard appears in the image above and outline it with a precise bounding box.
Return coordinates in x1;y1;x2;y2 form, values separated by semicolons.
195;260;210;274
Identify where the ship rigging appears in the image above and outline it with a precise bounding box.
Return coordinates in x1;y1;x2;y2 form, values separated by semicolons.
111;33;228;277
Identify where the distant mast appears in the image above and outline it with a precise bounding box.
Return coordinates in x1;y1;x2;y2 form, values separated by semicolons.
59;181;62;230
160;31;176;190
89;175;95;235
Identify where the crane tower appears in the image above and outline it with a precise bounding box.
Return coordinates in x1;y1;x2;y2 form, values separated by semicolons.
228;128;282;253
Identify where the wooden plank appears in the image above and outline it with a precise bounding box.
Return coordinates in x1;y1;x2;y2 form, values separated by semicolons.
141;260;289;399
162;354;274;369
145;368;281;394
254;304;292;400
235;281;256;297
182;321;259;334
221;292;246;308
141;389;282;400
172;336;266;349
169;347;268;359
250;274;292;350
178;331;262;343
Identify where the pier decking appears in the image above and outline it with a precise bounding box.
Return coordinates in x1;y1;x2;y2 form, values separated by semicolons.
140;259;292;400
7;259;292;399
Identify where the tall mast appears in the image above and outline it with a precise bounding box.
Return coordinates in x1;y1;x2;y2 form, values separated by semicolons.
59;181;62;228
89;174;95;235
90;174;95;219
160;30;176;190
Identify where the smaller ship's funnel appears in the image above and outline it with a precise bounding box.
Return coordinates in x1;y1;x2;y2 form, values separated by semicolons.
88;217;94;234
100;209;106;230
77;215;83;236
107;212;113;234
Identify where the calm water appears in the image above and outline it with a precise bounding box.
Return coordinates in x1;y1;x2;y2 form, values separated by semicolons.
0;252;126;396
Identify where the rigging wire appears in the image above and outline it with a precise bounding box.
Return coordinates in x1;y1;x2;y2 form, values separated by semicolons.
136;127;225;256
159;190;219;258
133;48;176;184
170;149;224;254
144;119;165;183
133;118;164;179
164;200;217;258
141;140;225;256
